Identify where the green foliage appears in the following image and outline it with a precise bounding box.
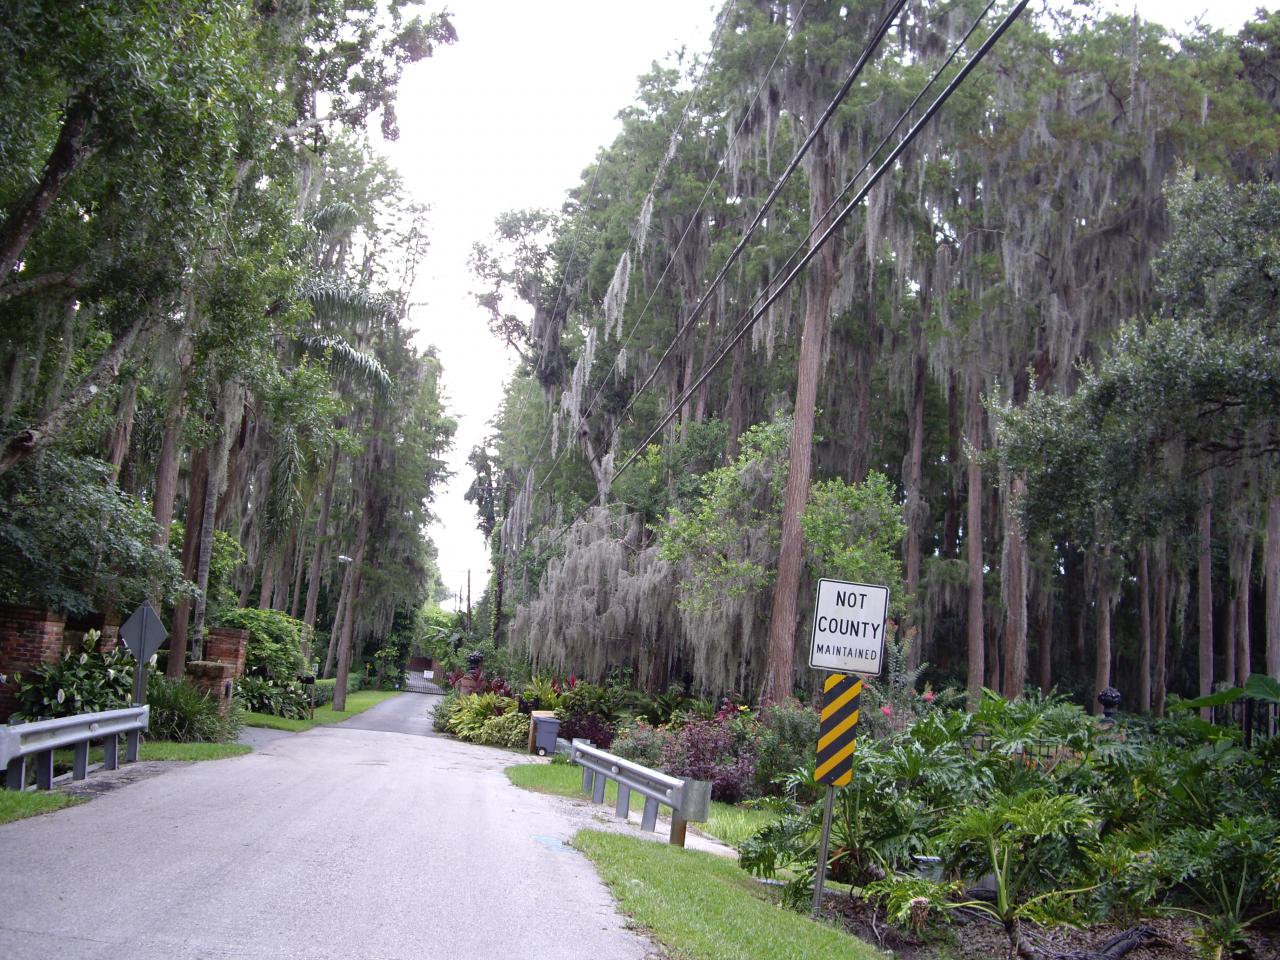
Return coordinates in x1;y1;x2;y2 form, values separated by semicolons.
612;719;675;769
0;453;191;616
661;418;790;611
14;630;134;719
801;471;906;616
146;675;241;743
520;675;563;711
477;710;530;749
431;689;461;733
234;675;310;720
446;693;517;742
1155;815;1280;957
753;701;819;797
217;607;309;681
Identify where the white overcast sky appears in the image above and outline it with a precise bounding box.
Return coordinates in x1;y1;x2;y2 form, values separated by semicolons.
381;0;1270;611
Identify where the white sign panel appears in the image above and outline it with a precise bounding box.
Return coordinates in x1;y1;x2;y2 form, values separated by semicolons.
808;578;889;676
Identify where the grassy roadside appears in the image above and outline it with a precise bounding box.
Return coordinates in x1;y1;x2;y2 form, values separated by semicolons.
575;829;882;960
242;689;401;731
505;761;777;848
0;791;83;825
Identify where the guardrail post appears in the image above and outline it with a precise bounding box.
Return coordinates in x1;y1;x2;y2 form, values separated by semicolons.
102;734;119;771
591;771;606;804
614;783;630;819
35;749;53;789
125;728;140;763
641;797;659;832
72;741;89;780
669;815;687;847
6;756;24;790
581;764;593;795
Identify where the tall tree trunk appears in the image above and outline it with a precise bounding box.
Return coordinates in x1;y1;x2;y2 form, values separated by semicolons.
40;297;80;417
904;337;927;670
1094;546;1113;714
1138;547;1152;713
332;496;370;712
323;565;352;680
105;379;138;479
289;528;307;620
760;149;836;704
965;381;985;710
692;300;717;424
167;447;208;678
0;96;96;279
1154;543;1169;716
726;339;747;459
1002;474;1028;699
303;447;340;629
492;483;511;644
1037;583;1053;694
942;369;961;559
190;387;239;660
258;549;276;610
0;308;159;476
1235;537;1253;686
1267;494;1280;678
1197;479;1214;720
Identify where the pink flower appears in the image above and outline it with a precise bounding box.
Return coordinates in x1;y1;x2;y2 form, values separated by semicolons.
881;705;892;716
923;690;936;703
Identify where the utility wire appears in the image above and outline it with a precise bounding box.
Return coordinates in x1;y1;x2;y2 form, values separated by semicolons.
521;0;1031;566
531;0;809;494
534;0;907;493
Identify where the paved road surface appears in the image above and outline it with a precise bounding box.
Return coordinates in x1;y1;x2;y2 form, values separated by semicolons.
0;694;658;960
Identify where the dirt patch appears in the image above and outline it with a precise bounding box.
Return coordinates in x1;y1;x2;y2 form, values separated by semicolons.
55;761;189;800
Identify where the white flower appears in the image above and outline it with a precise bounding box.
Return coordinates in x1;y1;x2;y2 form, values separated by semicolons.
56;689;66;704
79;653;88;665
149;655;158;667
107;669;115;681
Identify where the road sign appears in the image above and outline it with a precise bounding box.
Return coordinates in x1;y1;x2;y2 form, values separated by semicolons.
120;602;167;663
811;672;862;916
808;578;888;676
816;673;860;787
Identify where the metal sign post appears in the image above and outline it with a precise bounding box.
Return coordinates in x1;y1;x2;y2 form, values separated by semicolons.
119;602;168;707
811;672;863;915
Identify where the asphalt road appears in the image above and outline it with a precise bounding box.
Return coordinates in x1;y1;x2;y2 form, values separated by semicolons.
0;694;659;960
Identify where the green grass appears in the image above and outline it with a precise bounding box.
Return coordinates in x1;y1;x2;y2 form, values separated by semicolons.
0;790;83;825
575;829;882;960
505;762;779;848
242;689;401;731
138;741;251;761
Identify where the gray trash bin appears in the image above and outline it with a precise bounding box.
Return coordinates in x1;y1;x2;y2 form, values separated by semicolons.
533;715;561;756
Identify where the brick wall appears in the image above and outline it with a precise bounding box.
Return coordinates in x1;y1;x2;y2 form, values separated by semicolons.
187;660;236;715
0;606;69;719
205;627;249;679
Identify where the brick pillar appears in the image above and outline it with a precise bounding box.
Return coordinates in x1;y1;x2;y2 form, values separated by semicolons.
187;660;237;715
0;606;69;719
205;627;249;679
96;613;123;654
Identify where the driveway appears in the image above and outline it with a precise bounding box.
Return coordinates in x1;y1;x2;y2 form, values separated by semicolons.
0;694;660;960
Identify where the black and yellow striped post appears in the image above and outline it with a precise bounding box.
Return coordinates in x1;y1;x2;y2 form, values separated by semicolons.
812;673;861;915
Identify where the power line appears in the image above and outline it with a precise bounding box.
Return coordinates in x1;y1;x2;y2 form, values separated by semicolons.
519;0;1031;568
533;0;905;493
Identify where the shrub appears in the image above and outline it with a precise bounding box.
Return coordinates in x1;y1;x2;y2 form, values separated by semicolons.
147;675;241;742
14;630;134;719
661;718;757;803
478;710;530;748
559;712;616;748
521;675;563;711
312;674;361;707
233;675;309;719
754;700;819;795
612;719;674;768
432;690;461;733
447;693;517;741
217;607;309;681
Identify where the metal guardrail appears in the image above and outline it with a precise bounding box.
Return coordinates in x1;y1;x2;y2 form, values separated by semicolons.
1;705;150;791
570;739;711;847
